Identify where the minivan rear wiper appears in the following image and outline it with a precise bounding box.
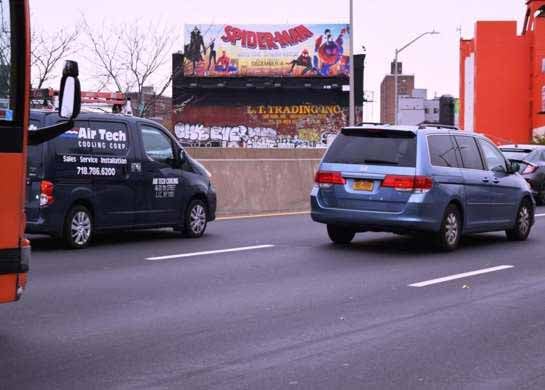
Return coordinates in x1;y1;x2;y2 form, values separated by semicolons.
363;159;399;166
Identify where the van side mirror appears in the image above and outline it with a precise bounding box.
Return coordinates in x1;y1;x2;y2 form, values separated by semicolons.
179;149;187;163
59;61;81;120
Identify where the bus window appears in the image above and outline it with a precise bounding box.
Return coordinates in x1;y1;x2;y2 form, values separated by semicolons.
0;1;15;121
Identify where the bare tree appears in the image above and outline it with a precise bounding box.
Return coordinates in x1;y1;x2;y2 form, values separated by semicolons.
31;27;79;89
82;17;175;117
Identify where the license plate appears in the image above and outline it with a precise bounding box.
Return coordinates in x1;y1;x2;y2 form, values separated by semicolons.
353;180;374;191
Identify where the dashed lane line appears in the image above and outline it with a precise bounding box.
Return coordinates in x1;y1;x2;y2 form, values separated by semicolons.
146;245;275;261
409;265;515;288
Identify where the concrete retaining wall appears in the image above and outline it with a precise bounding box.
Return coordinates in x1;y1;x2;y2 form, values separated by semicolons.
187;148;326;216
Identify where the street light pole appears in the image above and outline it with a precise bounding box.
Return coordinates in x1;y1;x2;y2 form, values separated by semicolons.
349;0;355;126
393;30;439;125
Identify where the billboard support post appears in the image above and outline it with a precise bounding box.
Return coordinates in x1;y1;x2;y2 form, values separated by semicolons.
349;0;355;127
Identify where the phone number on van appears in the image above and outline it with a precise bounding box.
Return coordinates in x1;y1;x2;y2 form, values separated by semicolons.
76;166;117;176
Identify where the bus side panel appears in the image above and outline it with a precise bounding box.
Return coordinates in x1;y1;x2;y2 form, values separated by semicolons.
0;154;25;249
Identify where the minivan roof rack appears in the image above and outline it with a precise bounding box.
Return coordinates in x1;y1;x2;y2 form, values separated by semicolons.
418;123;459;130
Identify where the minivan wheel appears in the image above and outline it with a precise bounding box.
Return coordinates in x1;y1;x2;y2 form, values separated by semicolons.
327;225;355;245
64;205;93;249
506;200;533;241
437;205;461;252
183;199;208;238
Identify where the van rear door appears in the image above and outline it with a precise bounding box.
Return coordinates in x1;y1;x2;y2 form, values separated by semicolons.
319;128;417;213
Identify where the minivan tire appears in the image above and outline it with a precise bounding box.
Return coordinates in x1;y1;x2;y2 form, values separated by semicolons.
183;199;208;238
436;204;462;252
64;205;93;249
506;199;533;241
327;225;355;244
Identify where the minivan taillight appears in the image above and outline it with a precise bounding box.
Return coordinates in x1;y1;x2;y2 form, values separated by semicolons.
315;171;346;187
382;175;433;193
40;180;54;207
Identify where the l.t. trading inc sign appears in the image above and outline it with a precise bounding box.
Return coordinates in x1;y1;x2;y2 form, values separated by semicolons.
184;24;350;78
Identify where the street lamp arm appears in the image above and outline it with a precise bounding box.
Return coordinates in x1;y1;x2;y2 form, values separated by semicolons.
397;31;438;54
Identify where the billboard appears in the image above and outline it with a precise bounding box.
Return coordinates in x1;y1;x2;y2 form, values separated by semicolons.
183;24;350;78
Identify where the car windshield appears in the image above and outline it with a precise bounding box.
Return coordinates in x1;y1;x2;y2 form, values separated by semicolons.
323;130;417;167
525;149;545;163
500;148;532;161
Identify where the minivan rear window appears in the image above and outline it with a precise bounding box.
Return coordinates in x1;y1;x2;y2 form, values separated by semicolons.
323;130;417;167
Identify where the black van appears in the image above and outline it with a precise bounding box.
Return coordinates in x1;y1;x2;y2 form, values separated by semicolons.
26;111;216;248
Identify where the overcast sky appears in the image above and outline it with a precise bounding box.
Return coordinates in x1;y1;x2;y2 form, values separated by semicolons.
31;0;525;119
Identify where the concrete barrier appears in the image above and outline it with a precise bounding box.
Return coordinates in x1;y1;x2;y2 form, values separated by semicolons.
187;148;326;216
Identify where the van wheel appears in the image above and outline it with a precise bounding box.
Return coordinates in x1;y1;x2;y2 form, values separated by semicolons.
64;205;93;249
183;199;208;238
506;200;533;241
327;225;355;244
436;204;461;252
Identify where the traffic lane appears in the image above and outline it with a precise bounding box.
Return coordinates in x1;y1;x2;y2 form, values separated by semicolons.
16;212;545;347
19;213;545;325
4;217;545;388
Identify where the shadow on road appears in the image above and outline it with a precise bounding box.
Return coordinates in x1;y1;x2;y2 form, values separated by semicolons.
28;229;218;252
320;232;519;258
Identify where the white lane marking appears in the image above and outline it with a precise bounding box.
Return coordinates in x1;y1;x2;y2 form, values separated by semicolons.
409;265;514;288
535;213;545;218
146;245;275;261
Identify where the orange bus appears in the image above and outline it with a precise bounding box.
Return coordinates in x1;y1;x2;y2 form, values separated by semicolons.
0;0;80;303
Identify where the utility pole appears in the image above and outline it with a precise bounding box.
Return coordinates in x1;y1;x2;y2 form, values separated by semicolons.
393;30;439;125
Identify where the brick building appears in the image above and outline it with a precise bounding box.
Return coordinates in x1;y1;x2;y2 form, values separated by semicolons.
460;0;545;144
380;62;415;124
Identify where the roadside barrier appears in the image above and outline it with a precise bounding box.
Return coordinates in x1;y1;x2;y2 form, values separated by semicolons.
187;148;325;216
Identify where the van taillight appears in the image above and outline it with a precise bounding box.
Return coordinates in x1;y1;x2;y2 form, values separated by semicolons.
40;180;54;206
382;175;433;193
315;171;346;187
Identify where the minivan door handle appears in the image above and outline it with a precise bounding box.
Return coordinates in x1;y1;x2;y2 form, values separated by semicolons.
482;177;490;183
492;178;500;184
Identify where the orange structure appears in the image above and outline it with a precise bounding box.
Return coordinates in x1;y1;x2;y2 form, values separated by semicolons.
460;0;545;144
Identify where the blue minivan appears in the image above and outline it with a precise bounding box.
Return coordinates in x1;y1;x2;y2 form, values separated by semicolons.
311;124;534;251
26;111;216;249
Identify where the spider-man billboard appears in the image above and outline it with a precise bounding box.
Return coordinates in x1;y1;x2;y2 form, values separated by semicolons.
183;24;350;77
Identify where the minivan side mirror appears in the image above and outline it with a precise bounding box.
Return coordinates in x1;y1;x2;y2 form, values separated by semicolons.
59;61;81;120
506;159;523;174
179;149;187;163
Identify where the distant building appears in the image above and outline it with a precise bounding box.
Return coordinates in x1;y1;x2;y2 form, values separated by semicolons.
380;62;415;124
460;0;545;144
126;86;172;128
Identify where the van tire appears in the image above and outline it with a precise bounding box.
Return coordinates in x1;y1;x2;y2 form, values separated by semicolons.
436;204;461;252
506;199;533;241
64;205;93;249
183;199;208;238
327;225;355;244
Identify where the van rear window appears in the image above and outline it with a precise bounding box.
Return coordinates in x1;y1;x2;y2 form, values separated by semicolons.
323;130;417;167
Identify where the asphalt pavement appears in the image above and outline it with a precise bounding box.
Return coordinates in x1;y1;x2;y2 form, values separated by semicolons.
3;208;545;389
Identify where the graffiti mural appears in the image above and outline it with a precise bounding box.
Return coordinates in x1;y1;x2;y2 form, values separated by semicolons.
172;103;353;148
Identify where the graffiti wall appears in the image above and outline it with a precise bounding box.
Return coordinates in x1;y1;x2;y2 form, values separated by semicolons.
173;103;350;148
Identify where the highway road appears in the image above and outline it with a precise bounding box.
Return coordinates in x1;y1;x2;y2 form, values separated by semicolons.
3;208;545;389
